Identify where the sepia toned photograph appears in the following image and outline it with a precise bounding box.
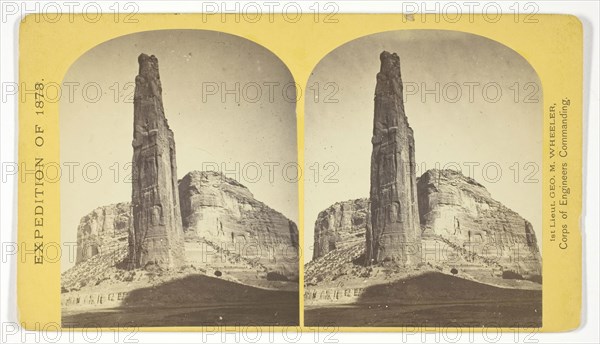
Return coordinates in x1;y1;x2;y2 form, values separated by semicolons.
10;5;592;338
60;30;299;327
304;30;543;327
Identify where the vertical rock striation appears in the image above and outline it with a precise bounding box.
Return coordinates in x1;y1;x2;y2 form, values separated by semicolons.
366;51;421;265
178;171;299;278
312;198;370;260
130;53;185;269
417;169;542;277
75;203;131;264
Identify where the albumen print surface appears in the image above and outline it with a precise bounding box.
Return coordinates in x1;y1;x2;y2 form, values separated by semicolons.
17;14;582;331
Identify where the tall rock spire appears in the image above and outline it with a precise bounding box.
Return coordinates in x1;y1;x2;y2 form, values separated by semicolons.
129;53;185;269
366;51;421;265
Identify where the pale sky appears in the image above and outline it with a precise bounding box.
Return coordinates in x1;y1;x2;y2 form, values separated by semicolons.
61;30;298;271
304;30;542;263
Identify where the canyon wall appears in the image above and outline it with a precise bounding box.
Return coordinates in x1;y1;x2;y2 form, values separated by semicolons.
179;171;299;278
308;169;541;279
70;170;299;279
75;203;131;264
312;198;369;260
417;169;541;277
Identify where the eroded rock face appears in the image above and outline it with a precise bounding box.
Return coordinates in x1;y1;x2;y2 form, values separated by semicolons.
308;169;541;283
417;169;541;277
179;171;299;278
130;53;185;268
75;203;131;264
367;51;421;265
312;198;370;260
69;171;299;280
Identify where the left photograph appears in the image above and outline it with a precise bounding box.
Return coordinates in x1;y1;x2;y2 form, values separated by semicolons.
60;30;299;327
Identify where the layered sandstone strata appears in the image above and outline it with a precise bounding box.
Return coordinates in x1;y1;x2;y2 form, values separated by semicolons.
68;171;299;282
417;169;541;277
312;198;370;260
178;171;299;278
130;53;185;268
75;203;131;264
307;170;541;282
367;51;421;265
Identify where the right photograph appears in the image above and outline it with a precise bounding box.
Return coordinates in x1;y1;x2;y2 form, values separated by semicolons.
304;30;543;328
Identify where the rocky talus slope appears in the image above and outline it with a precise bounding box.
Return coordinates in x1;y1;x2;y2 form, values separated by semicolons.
305;169;542;304
63;171;299;296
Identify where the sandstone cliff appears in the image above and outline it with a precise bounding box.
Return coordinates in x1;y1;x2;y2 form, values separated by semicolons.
75;203;131;264
417;169;541;277
67;170;298;284
312;198;369;260
306;169;541;291
179;171;299;278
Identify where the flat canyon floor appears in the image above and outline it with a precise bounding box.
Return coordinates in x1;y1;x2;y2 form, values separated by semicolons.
63;301;298;327
62;275;299;327
305;272;542;328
